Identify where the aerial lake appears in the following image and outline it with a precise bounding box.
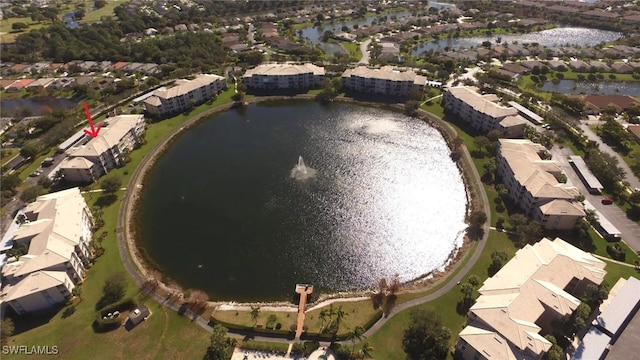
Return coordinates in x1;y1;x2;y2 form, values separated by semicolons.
412;27;623;56
135;101;468;301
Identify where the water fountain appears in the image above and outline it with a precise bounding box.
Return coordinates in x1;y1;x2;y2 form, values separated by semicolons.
291;156;316;181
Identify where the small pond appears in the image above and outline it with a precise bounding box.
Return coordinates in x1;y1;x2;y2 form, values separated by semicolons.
0;98;77;117
541;80;640;96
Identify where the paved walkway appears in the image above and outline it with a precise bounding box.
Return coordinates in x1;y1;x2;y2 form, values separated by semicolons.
294;285;313;339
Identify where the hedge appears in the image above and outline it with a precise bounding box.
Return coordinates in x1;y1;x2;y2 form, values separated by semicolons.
93;298;138;332
238;341;289;353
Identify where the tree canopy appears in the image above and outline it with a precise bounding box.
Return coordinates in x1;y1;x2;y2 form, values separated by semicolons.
203;325;235;360
402;309;451;360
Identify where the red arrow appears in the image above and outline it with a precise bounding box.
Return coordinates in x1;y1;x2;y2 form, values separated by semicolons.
83;102;102;138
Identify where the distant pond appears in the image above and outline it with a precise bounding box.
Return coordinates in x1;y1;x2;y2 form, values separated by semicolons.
541;80;640;96
0;98;77;117
412;27;623;56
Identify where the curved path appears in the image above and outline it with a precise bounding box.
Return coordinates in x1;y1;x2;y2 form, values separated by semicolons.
115;98;491;345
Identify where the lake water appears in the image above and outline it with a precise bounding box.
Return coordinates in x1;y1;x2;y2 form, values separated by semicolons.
412;27;623;56
135;101;468;301
0;98;77;117
541;80;640;96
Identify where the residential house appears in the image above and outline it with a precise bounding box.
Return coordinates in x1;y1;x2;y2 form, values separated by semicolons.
144;74;227;118
377;42;401;62
442;86;528;137
611;62;634;74
497;139;584;230
0;188;93;315
341;66;425;97
581;94;640;115
455;237;606;360
243;63;325;90
5;79;35;92
59;114;146;183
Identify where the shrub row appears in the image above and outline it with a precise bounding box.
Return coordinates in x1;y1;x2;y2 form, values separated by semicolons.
93;298;138;332
238;340;289;353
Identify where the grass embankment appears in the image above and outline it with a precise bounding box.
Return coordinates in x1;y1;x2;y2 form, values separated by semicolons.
339;41;361;61
4;90;238;359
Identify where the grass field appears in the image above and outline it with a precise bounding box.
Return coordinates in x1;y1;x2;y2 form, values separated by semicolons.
4;90;238;359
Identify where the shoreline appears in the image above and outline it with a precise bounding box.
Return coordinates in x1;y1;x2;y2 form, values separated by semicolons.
122;94;481;310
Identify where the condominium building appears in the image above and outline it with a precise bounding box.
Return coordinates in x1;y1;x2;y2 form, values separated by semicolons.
455;237;607;360
59;114;146;183
498;139;585;230
1;188;93;314
144;74;227;117
341;66;426;97
443;86;529;137
242;63;325;90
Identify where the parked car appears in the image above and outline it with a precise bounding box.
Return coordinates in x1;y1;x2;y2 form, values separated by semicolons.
601;197;614;205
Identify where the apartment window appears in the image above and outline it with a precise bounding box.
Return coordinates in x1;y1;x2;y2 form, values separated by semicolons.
41;290;56;305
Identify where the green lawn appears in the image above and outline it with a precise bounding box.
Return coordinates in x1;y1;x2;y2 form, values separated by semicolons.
367;231;516;360
0;17;47;44
339;41;361;61
80;0;129;23
5;91;238;359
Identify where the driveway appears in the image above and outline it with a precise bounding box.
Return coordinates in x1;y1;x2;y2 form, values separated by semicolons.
550;145;640;252
358;39;371;65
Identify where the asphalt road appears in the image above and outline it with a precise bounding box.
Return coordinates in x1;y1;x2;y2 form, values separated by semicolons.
550;145;640;252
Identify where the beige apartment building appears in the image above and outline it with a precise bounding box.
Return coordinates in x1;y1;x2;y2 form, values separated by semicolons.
455;237;607;360
242;63;325;90
144;74;227;117
1;188;93;315
341;66;426;97
443;86;529;137
59;114;146;183
498;139;585;230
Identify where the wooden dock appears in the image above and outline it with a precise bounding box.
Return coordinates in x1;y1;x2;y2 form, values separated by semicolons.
294;284;313;339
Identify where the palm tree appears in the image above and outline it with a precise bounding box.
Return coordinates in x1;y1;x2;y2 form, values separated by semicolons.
250;306;260;326
348;326;366;353
334;306;348;332
359;342;374;359
319;308;329;332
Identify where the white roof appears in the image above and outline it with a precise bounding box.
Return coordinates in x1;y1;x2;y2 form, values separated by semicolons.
595;277;640;335
342;66;424;85
243;63;325;77
462;237;607;358
60;156;95;170
446;86;517;118
499;139;583;203
68;114;144;158
3;270;72;302
152;74;225;100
